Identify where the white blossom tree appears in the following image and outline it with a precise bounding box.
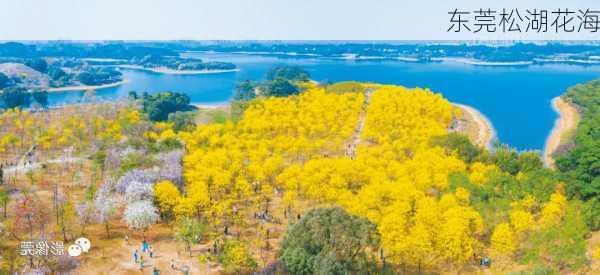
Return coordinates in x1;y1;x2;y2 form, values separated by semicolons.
123;200;159;237
124;180;153;202
94;189;117;238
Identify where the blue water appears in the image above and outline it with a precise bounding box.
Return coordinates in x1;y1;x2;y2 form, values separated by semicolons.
47;52;600;151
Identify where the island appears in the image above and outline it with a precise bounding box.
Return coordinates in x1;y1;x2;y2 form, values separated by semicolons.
121;54;237;74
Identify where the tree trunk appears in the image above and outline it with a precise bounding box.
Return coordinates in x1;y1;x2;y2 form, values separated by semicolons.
27;215;33;267
105;222;110;238
61;221;68;242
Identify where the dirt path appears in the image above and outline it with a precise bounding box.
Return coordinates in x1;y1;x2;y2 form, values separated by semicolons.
346;89;373;158
75;225;220;275
3;156;83;174
453;103;495;149
544;97;580;169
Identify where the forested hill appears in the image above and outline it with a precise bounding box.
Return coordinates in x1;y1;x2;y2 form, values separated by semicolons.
557;81;600;205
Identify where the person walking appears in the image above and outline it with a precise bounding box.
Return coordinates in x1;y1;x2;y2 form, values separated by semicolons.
139;255;144;270
133;249;139;263
149;245;154;258
152;267;160;275
142;239;149;253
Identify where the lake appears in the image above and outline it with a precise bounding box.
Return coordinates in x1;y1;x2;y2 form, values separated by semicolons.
47;52;600;151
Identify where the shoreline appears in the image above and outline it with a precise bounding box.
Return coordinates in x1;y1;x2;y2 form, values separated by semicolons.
192;103;230;110
543;97;580;168
119;65;240;75
454;103;496;149
47;79;129;92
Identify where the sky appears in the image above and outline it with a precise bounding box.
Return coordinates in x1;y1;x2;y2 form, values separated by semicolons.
0;0;599;40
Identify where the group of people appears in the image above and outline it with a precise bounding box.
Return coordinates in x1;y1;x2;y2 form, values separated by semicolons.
127;235;192;274
132;238;158;273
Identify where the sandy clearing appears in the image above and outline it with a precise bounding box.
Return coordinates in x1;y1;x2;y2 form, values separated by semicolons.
454;103;496;149
543;97;580;169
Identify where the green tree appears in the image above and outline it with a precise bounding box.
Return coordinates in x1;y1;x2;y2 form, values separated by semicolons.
266;66;310;82
0;72;10;89
175;217;206;257
168;111;196;132
48;66;67;81
128;90;139;100
77;66;122;86
430;133;482;163
25;58;48;73
279;207;380;275
522;202;589;272
582;198;600;230
493;145;520;175
0;186;9;218
85;184;97;202
230;100;251;122
0;87;30;109
142;92;194;121
517;151;544;172
262;78;299;97
233;80;258;101
556;80;600;201
31;90;48;108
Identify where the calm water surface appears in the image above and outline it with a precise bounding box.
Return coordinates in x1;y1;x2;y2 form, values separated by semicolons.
47;52;600;151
